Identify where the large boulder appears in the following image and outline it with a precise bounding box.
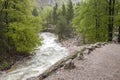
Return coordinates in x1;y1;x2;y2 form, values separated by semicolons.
77;53;84;60
93;42;101;48
86;45;95;51
63;59;75;69
82;49;90;54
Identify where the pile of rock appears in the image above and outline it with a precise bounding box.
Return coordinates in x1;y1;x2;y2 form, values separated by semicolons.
77;42;108;60
61;42;108;70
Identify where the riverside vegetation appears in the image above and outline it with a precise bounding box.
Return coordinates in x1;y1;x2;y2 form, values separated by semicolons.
0;0;42;70
0;0;120;75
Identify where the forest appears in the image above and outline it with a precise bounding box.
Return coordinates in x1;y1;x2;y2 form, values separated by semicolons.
0;0;120;80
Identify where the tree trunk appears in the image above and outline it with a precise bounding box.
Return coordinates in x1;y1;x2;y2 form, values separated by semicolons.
118;26;120;42
108;0;115;41
95;15;100;40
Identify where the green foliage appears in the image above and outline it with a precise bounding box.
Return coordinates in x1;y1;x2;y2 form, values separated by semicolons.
0;0;42;54
6;22;40;52
44;1;74;40
73;0;120;43
73;0;109;43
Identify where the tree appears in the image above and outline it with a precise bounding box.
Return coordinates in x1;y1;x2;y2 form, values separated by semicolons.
52;3;58;25
118;26;120;42
108;0;115;41
73;0;108;43
66;0;74;24
114;0;120;42
62;3;66;16
55;15;70;40
32;8;39;16
0;0;42;54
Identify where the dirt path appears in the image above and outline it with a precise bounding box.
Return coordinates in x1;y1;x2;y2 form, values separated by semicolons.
44;43;120;80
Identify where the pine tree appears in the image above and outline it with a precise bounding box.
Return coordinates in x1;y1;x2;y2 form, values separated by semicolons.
66;0;74;24
52;3;58;25
55;15;70;40
32;8;39;16
62;3;66;16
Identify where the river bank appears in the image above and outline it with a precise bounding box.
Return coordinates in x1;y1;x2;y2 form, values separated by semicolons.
27;36;109;80
43;43;120;80
27;36;87;80
28;41;119;80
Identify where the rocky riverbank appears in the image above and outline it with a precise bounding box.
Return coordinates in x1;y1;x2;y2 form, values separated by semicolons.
27;36;109;80
43;43;120;80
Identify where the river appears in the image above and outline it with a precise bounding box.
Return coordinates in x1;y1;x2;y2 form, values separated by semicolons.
0;32;68;80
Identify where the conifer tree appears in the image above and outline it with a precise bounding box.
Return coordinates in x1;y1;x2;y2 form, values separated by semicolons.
62;3;66;16
52;3;58;25
66;0;74;24
32;8;39;16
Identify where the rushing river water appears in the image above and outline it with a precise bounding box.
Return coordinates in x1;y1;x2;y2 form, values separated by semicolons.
0;32;68;80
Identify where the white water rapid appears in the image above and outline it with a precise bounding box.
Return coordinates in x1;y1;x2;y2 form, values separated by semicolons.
0;32;68;80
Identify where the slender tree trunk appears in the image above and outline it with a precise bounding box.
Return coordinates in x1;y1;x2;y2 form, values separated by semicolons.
118;26;120;42
4;0;10;53
4;1;9;25
82;33;86;44
108;0;115;41
95;15;100;40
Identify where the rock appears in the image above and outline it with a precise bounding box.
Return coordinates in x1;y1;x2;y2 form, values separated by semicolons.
91;45;96;50
27;77;39;80
38;75;47;80
113;36;118;43
83;49;90;54
93;43;101;48
86;45;95;51
101;42;107;46
64;59;75;69
77;53;84;60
